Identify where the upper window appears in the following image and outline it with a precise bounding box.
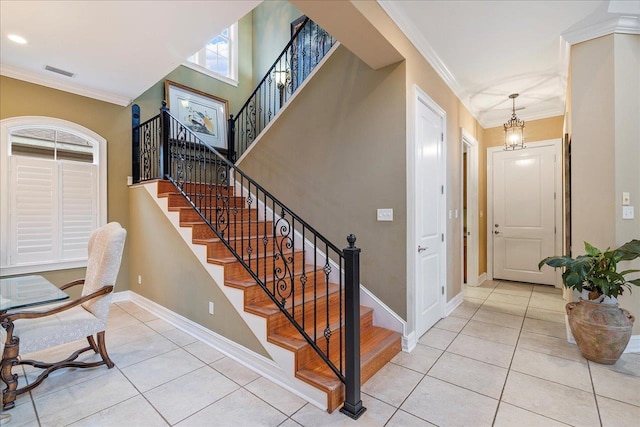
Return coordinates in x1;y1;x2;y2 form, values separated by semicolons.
0;117;107;275
185;24;238;86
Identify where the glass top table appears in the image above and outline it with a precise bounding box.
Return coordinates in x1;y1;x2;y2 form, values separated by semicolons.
0;275;69;312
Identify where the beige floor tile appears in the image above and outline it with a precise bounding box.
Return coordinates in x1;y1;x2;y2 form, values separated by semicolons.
525;306;566;324
401;376;498;427
460;319;520;346
245;377;307;416
24;357;109;399
517;331;583;362
461;297;484;308
176;389;287;427
528;292;567;312
502;371;600;426
511;347;592;392
292;395;396;427
480;299;528;316
493;402;567;427
486;292;530;306
597;395;640;427
593;352;640;377
362;362;423;407
116;301;159;322
211;357;260;386
144;365;239;424
106;322;158;348
492;282;533;297
531;284;562;294
1;396;39;427
161;328;198;346
121;347;205;392
184;340;225;364
279;419;303;427
463;287;493;300
447;334;515;368
386;410;436;426
145;318;176;333
109;332;178;368
478;279;500;289
496;281;534;290
391;344;442;374
34;369;138;426
417;328;457;350
67;394;168;426
522;317;566;339
472;308;524;330
428;352;508;399
590;363;640;406
106;308;141;331
449;304;478;319
433;315;468;333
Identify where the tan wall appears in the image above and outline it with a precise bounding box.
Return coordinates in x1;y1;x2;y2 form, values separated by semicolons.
251;1;302;86
480;115;565;275
128;186;269;356
348;1;484;306
239;45;408;317
0;76;131;293
570;34;640;333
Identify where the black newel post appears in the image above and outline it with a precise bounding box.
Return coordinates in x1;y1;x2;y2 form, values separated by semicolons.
340;234;366;419
131;104;140;184
227;115;236;163
159;101;170;179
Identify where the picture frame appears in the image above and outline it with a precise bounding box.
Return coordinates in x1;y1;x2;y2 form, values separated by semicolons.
164;80;229;150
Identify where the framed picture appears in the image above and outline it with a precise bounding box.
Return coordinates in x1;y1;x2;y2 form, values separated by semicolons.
164;80;229;149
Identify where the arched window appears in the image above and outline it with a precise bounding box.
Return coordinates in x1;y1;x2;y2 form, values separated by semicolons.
0;117;107;275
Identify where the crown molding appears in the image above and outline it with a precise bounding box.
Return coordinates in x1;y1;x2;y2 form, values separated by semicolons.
480;105;566;129
0;63;132;107
562;15;640;45
377;1;477;118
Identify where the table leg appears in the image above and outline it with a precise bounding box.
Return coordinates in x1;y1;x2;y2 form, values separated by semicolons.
1;320;19;411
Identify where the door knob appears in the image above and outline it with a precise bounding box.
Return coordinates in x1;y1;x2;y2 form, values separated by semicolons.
494;230;500;234
418;245;428;252
495;224;499;228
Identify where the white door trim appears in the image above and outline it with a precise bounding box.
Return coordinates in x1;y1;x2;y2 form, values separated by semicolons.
486;139;563;286
407;85;447;346
461;128;479;286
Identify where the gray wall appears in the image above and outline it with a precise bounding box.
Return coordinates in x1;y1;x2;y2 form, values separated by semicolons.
239;46;408;318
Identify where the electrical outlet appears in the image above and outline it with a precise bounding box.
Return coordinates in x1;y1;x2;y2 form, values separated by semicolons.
127;176;133;186
622;206;634;220
208;301;215;315
376;208;393;221
137;275;142;285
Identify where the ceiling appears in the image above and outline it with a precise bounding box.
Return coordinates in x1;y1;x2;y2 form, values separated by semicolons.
1;1;638;127
0;1;260;106
380;0;640;127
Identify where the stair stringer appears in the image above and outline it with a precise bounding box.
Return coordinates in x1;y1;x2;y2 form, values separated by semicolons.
141;181;328;411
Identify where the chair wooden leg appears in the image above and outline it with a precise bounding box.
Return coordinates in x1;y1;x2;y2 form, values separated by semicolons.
96;331;114;368
87;335;99;353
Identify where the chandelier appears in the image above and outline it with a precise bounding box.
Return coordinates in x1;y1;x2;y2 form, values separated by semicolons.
503;93;525;150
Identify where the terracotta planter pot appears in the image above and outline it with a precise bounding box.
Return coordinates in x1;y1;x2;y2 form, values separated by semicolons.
566;300;635;364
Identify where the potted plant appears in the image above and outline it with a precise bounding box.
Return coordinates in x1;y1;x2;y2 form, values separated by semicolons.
539;239;640;364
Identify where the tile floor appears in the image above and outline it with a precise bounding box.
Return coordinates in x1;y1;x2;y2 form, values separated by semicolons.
4;280;639;426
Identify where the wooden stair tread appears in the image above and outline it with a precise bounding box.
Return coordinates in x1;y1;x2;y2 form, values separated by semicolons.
225;264;323;288
245;282;340;316
207;249;302;265
296;326;401;392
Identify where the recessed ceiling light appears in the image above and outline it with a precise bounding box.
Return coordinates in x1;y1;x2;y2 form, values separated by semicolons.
8;34;28;45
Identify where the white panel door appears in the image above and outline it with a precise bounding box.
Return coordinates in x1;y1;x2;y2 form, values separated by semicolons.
415;96;444;338
493;146;556;284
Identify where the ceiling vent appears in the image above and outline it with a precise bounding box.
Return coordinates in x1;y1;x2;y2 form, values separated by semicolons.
44;65;74;78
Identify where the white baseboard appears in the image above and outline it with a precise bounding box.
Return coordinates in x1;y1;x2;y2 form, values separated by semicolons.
478;273;487;285
445;292;464;316
403;331;417;353
116;291;325;408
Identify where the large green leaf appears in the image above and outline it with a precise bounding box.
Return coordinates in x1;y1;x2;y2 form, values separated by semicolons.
584;241;601;256
615;239;640;261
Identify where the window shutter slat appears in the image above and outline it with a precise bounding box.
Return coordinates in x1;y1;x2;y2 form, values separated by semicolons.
60;163;97;260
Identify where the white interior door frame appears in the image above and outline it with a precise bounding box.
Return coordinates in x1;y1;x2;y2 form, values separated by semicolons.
406;85;447;350
487;138;563;286
461;128;479;286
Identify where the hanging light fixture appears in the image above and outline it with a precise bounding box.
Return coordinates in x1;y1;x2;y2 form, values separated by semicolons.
503;93;525;150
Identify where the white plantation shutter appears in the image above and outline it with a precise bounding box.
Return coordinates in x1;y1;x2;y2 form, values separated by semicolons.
10;156;59;265
61;163;97;260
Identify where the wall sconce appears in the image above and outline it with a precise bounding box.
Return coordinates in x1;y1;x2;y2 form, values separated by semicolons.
503;93;525;150
274;70;289;108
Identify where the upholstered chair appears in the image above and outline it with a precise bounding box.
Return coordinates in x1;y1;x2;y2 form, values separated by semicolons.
2;222;126;408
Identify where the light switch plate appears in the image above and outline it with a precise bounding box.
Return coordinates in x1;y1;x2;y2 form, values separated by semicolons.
377;208;393;221
622;206;634;219
622;192;630;206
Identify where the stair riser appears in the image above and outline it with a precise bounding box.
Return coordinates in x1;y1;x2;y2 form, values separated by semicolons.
206;235;277;259
190;221;275;240
239;270;329;307
220;252;305;279
264;290;342;336
158;180;235;196
179;208;258;223
167;194;246;210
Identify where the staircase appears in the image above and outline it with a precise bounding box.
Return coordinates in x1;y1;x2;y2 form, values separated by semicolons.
156;179;401;413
